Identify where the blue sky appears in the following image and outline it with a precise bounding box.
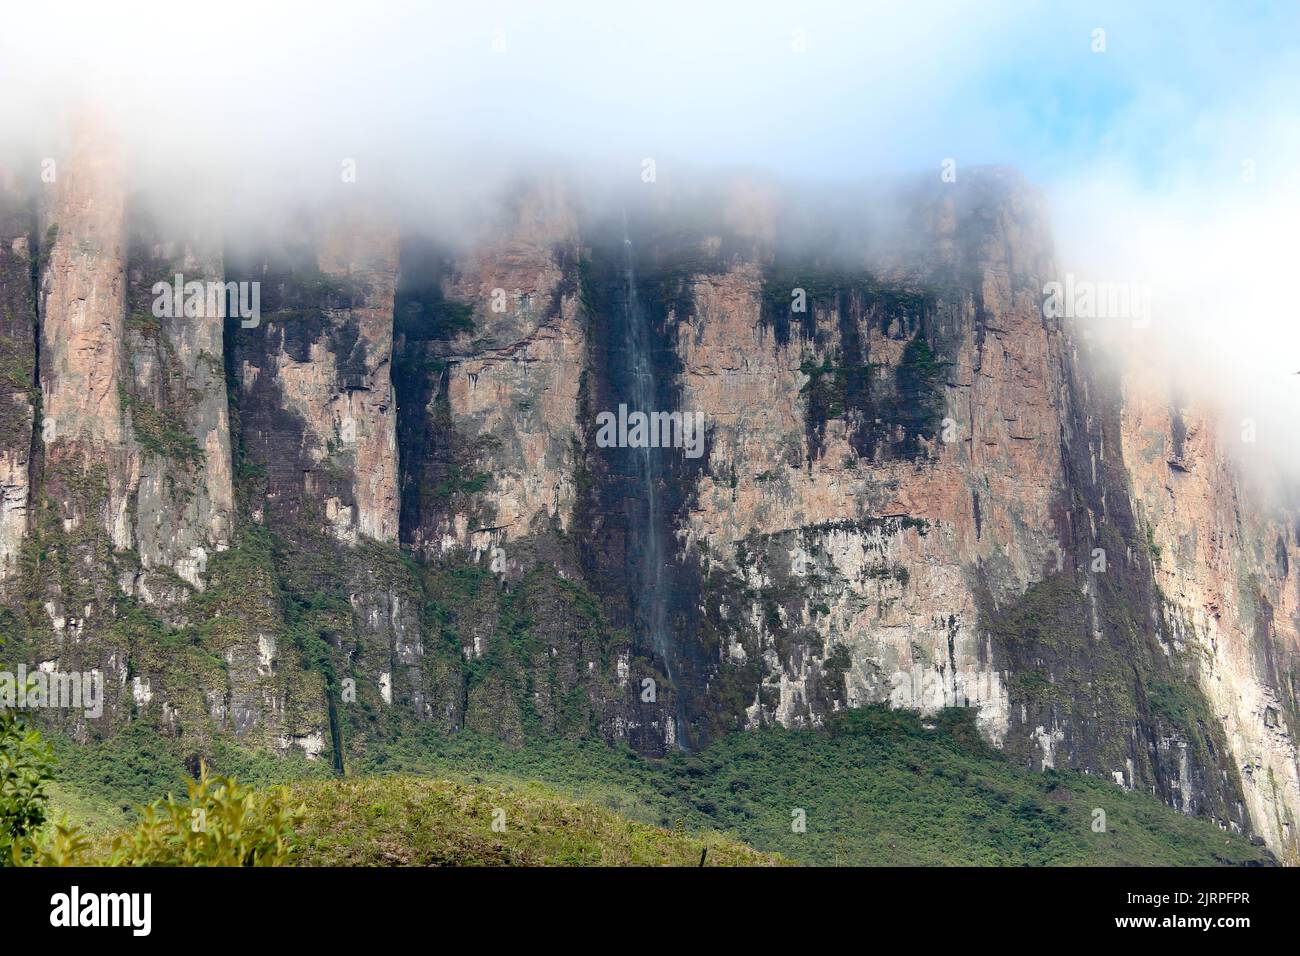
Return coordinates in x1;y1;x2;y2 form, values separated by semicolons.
966;3;1300;187
4;1;1296;194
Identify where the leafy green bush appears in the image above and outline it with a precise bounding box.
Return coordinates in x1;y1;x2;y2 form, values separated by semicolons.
98;764;302;866
24;761;302;867
0;711;55;865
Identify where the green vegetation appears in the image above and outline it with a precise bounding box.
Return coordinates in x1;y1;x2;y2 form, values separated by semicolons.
40;781;131;839
267;269;368;323
33;223;58;280
21;763;301;866
1145;678;1202;727
393;250;476;341
40;706;1270;867
289;776;782;866
0;333;34;443
433;471;490;499
889;333;949;453
118;383;204;466
798;355;863;421
1145;522;1163;565
41;725;329;826
29;729;772;867
768;263;949;462
759;267;930;347
865;562;910;586
400;298;475;340
287;269;365;306
345;707;1267;866
0;710;54;864
979;551;1247;828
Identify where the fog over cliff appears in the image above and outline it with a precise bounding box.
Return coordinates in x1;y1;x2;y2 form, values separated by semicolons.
3;0;1298;478
6;2;1300;868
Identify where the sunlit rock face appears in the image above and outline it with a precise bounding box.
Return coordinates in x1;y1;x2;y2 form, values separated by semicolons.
414;169;1293;851
313;210;402;545
19;119;136;736
2;145;1296;856
122;209;234;594
665;172;1065;753
230;207;400;547
1120;349;1300;863
396;180;584;562
5;119;325;751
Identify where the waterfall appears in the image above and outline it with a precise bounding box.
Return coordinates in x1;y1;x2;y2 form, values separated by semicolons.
619;217;683;746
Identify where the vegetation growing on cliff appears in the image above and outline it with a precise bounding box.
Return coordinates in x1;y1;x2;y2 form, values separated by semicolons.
0;331;34;449
40;705;1271;867
980;561;1247;827
763;265;948;463
118;383;204;466
759;267;929;347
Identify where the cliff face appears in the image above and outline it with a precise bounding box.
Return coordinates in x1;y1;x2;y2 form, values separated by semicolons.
122;207;234;595
2;126;1295;858
398;181;584;560
230;209;399;547
25;122;135;732
658;174;1064;749
1121;357;1300;858
0;166;36;587
225;207;414;757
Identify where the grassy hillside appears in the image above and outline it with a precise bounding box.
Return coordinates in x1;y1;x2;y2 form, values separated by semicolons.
44;707;1272;866
289;776;783;866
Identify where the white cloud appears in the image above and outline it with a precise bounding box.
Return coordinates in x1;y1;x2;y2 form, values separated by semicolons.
4;0;1298;476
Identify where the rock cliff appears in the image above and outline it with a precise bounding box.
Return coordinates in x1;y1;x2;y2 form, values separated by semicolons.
2;123;1295;859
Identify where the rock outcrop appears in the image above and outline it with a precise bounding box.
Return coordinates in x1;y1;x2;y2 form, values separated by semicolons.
121;205;234;596
398;181;584;561
1121;349;1300;861
2;141;1295;858
0;165;36;587
232;208;400;545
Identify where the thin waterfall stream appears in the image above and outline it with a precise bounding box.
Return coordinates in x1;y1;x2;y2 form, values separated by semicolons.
619;218;685;747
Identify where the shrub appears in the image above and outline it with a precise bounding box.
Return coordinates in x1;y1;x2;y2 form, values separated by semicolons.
0;711;55;865
22;762;303;867
100;764;302;866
